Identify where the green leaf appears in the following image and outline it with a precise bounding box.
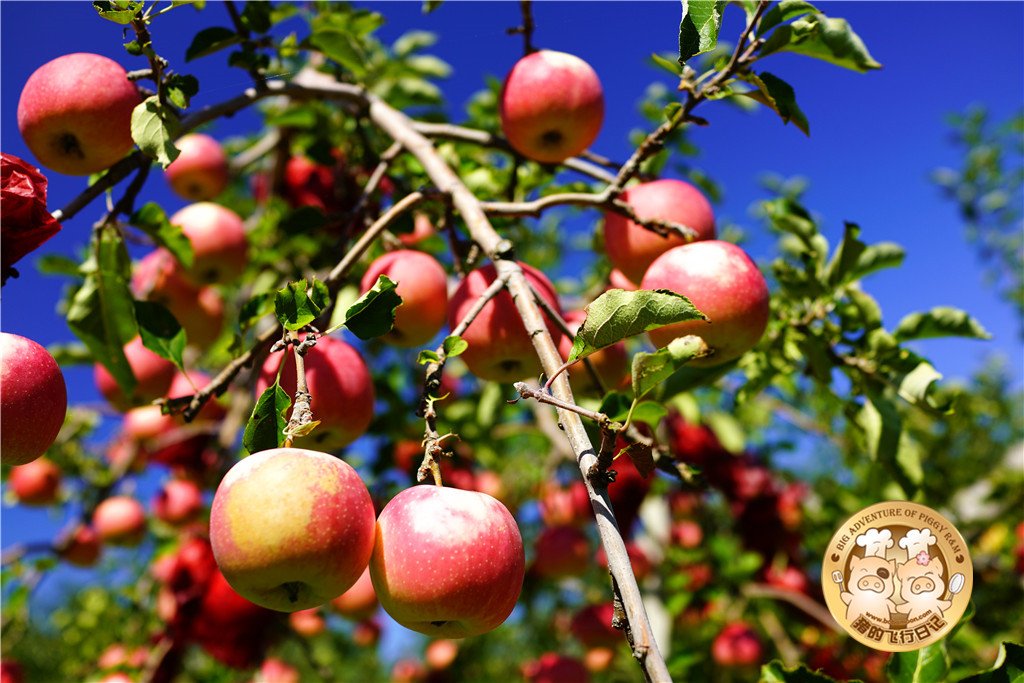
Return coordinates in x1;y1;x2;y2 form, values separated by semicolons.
893;307;992;341
859;390;922;495
758;12;882;72
886;640;949;683
165;73;199;109
393;30;438;57
620;441;656;478
896;361;947;411
239;292;276;333
959;642;1024;683
651;51;683;76
240;1;272;33
185;26;240;61
825;222;867;286
243;384;291;455
850;241;905;280
92;0;142;24
67;231;138;400
130;202;194;268
280;206;329;234
567;288;707;364
761;660;843;682
306;14;372;78
423;0;442;12
632;335;712;399
344;274;402;341
131;96;181;168
756;0;818;37
133;300;186;372
740;71;810;136
679;0;728;65
275;279;326;331
36;254;82;277
417;335;467;365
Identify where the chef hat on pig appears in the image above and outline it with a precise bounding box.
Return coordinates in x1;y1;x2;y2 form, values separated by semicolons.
899;528;937;560
856;528;894;558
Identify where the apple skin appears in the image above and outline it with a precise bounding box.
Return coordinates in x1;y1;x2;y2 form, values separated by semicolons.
93;495;148;547
360;250;449;348
711;622;764;668
523;653;590;683
17;53;139;176
164;133;229;201
189;568;275;669
641;240;770;367
330;565;378;621
210;447;376;612
57;524;102;567
558;309;628;395
608;269;639;292
168;202;248;285
151;478;205;525
131;249;225;348
9;457;61;506
0;333;67;466
94;335;177;412
447;261;563;383
255;335;375;451
500;50;604;164
603;179;716;284
571;603;621;649
370;485;525;639
532;525;590;579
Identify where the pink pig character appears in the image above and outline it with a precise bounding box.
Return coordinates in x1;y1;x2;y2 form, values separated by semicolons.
896;552;952;622
840;554;897;623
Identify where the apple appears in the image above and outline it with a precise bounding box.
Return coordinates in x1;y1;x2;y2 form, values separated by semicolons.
603;179;716;283
711;622;764;668
164;133;229;201
641;240;770;367
255;335;375;451
92;495;147;547
523;653;590;683
93;335;176;412
447;261;563;383
288;607;326;637
17;53;139;176
210;447;376;612
131;249;225;348
570;603;621;649
97;644;148;671
398;213;436;247
425;638;459;671
189;568;275;669
370;485;525;638
281;155;340;213
330;565;378;621
360;249;449;347
57;524;102;567
499;50;604;164
168;202;248;285
0;660;23;683
538;480;592;527
253;658;299;683
671;519;703;549
9;457;61;506
606;443;654;538
557;309;628;394
390;659;427;683
532;525;590;579
151;478;204;525
352;619;381;647
582;647;616;673
608;269;639;292
0;332;67;466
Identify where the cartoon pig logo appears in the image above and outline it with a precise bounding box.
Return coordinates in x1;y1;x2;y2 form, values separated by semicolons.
840;554;898;623
896;551;952;622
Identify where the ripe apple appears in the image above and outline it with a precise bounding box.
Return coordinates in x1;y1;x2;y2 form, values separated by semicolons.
93;335;176;412
425;638;459;671
9;457;61;506
641;240;770;367
370;485;525;638
57;524;102;567
253;658;299;683
164;133;229;201
608;268;639;292
711;622;764;668
671;519;703;549
398;213;436;247
93;495;148;547
255;335;375;451
131;249;225;348
288;607;326;637
210;447;376;612
330;565;378;621
282;155;340;213
360;249;449;347
603;179;716;284
499;50;604;164
557;309;628;394
190;568;275;669
0;332;67;466
390;659;427;683
447;261;563;383
151;478;204;525
570;603;621;649
17;53;139;176
523;653;590;683
538;480;592;527
0;659;23;683
352;619;381;647
532;525;590;579
168;202;248;285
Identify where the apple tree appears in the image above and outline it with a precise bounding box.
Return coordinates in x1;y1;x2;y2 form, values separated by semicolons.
1;2;1021;683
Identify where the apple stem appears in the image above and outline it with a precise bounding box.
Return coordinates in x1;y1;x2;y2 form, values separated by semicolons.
283;581;302;604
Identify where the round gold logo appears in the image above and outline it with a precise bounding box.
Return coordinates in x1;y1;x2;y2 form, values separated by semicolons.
822;501;973;652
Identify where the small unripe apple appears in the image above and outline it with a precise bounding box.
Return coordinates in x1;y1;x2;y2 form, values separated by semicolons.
93;495;148;547
370;485;525;638
9;457;61;506
255;335;375;451
210;448;376;612
168;202;248;285
164;133;230;201
1;332;67;466
93;335;176;412
330;565;378;621
57;524;102;567
641;240;770;367
447;261;563;383
360;250;449;347
17;53;139;176
604;179;716;284
500;50;604;164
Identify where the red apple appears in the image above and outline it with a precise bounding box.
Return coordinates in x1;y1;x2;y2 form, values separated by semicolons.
352;619;381;647
390;659;427;683
360;249;449;348
93;495;147;547
711;622;764;668
570;603;621;649
608;269;639;292
641;240;770;367
131;249;225;348
499;50;604;164
190;568;275;669
0;332;67;466
282;155;339;212
210;447;376;612
523;653;590;683
169;202;248;285
603;179;716;283
164;133;229;201
558;309;628;394
398;213;436;247
330;565;378;621
532;525;590;579
57;524;102;567
255;335;375;451
447;261;563;383
289;607;326;637
9;456;61;506
671;520;703;549
93;335;176;411
151;478;204;525
17;53;139;176
0;660;23;683
538;480;592;527
253;658;299;683
370;485;525;638
425;638;459;671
